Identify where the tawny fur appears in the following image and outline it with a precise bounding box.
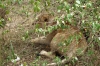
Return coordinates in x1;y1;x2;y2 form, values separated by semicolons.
31;27;87;66
31;13;87;66
32;13;55;28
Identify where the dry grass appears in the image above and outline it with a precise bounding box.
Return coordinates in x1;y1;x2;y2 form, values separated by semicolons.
0;0;100;66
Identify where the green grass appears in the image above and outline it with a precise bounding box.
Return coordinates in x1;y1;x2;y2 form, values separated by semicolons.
0;0;100;66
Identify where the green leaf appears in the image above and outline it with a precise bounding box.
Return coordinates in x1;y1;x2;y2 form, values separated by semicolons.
87;50;94;56
33;5;40;12
76;0;81;4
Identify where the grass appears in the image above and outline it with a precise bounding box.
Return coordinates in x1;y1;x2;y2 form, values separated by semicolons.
0;0;100;66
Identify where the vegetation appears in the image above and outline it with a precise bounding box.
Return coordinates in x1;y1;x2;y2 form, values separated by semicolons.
0;0;100;66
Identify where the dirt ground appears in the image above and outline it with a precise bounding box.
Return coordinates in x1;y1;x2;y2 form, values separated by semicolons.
0;1;55;66
0;0;100;66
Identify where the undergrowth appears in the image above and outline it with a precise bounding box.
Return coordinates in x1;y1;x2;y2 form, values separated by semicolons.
0;0;100;66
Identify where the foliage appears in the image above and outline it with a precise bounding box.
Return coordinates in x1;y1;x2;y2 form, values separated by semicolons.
0;0;100;66
34;0;100;45
33;0;100;65
0;0;9;28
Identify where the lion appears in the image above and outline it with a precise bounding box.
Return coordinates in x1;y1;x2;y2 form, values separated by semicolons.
31;12;87;66
31;26;87;66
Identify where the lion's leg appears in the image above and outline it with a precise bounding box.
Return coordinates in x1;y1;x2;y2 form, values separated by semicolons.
47;50;76;66
39;50;55;59
30;36;48;44
31;29;57;45
47;58;72;66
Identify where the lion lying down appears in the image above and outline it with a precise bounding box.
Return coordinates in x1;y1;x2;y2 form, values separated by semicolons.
31;25;87;66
